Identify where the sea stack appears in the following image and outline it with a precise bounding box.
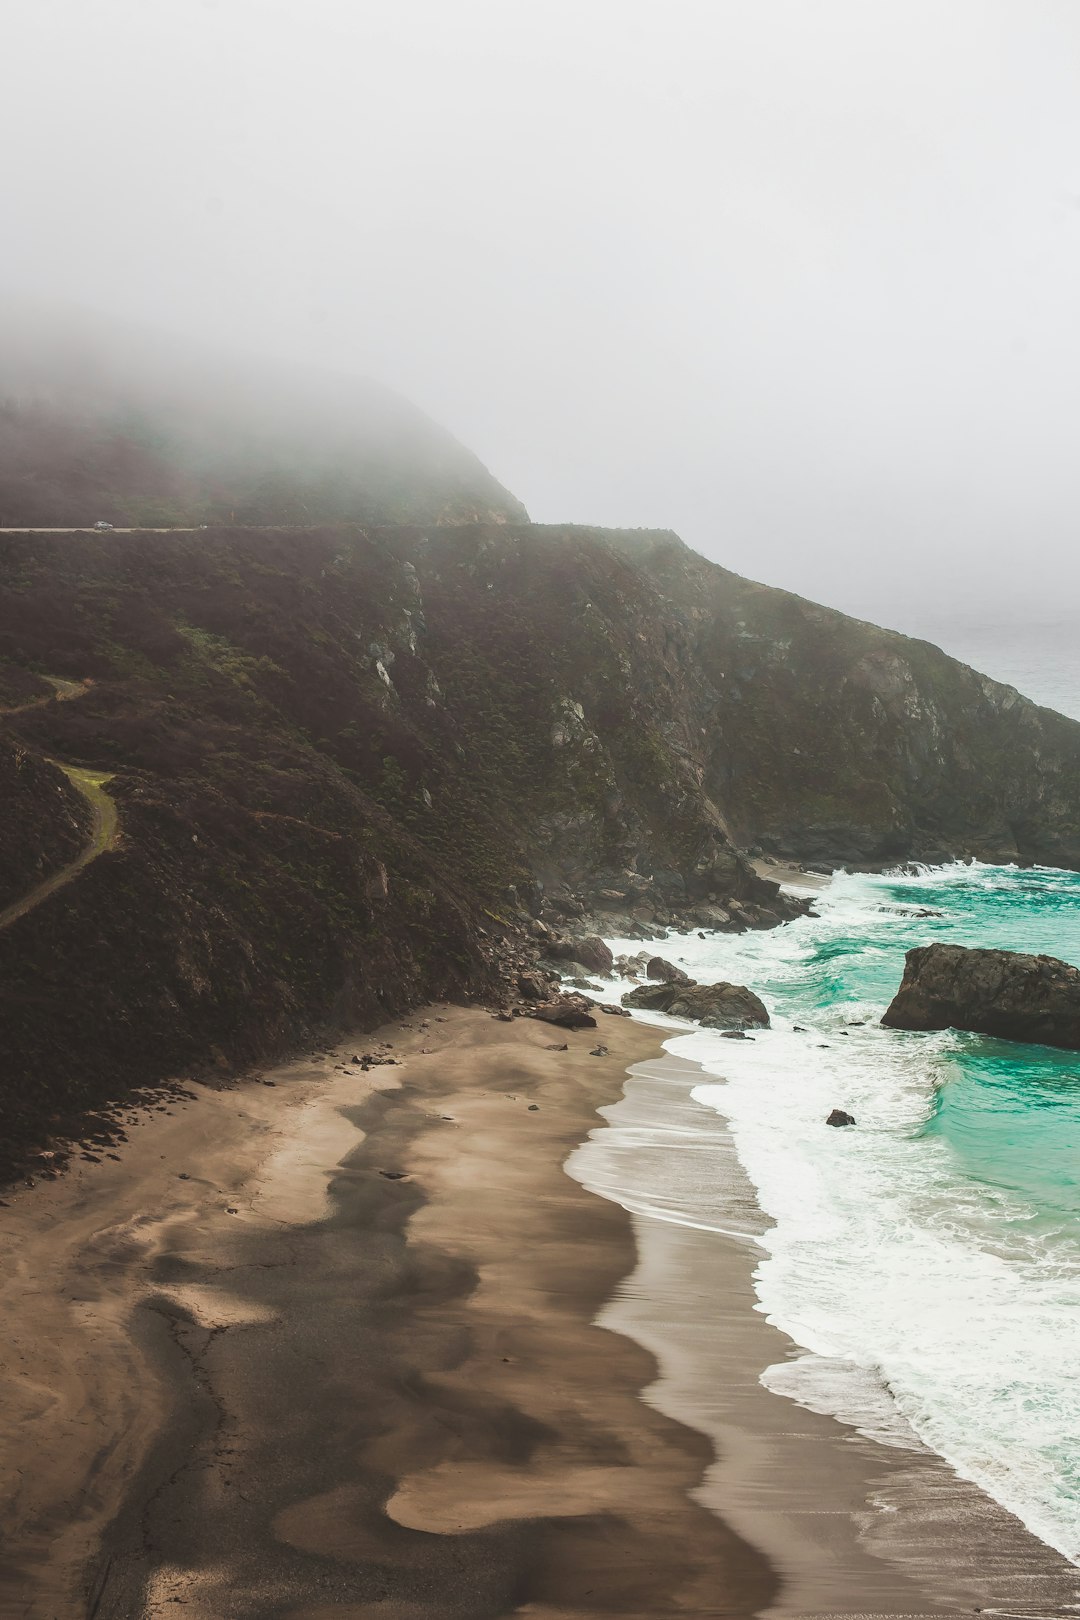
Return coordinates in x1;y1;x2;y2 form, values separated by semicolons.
882;942;1080;1050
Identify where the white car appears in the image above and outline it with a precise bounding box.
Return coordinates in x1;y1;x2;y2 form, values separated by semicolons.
92;520;115;531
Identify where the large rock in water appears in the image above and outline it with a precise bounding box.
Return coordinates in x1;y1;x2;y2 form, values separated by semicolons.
645;955;693;984
622;979;769;1029
881;943;1080;1050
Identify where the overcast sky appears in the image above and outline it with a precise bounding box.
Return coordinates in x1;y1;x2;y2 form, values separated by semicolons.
4;0;1080;624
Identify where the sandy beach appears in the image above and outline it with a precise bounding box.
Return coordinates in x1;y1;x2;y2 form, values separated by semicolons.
1;1006;1078;1619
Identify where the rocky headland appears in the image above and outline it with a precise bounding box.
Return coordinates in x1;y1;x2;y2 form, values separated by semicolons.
5;515;1080;1176
4;333;1080;1175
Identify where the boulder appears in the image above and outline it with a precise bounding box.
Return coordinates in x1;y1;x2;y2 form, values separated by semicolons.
645;956;694;985
517;969;552;1001
619;980;680;1013
546;934;614;976
622;979;769;1030
881;943;1080;1050
575;935;616;975
532;996;598;1030
616;951;652;979
826;1109;856;1127
687;905;736;931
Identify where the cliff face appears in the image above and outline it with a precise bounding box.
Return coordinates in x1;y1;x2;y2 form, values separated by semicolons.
608;531;1080;869
2;520;1080;1172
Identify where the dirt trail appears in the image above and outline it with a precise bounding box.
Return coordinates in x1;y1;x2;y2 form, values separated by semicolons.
0;674;88;717
0;764;118;931
1;677;119;929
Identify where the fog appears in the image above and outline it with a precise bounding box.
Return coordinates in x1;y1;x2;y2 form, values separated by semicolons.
4;0;1080;630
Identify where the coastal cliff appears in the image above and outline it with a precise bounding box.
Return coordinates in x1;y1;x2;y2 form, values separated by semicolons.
4;515;1080;1171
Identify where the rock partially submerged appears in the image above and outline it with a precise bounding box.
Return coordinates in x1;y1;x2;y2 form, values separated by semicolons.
826;1108;856;1127
621;978;769;1030
882;942;1080;1050
645;956;693;984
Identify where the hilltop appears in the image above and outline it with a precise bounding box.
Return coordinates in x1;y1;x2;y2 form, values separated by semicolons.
0;307;525;529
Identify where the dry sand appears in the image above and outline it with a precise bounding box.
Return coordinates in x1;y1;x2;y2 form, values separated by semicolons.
1;1007;1077;1619
0;1011;773;1619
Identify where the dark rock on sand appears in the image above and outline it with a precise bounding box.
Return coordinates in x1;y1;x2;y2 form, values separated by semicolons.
882;942;1080;1050
622;979;769;1030
533;996;598;1030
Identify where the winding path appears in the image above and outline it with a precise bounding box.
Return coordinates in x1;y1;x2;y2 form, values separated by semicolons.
0;679;120;931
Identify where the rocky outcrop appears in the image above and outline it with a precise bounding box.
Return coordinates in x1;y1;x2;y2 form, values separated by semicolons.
544;934;614;976
5;515;1080;1175
531;995;598;1030
537;871;808;943
645;956;692;984
881;943;1080;1050
622;978;769;1029
605;530;1080;871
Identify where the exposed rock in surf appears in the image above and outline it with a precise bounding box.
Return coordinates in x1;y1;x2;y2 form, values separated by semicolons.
826;1109;856;1127
882;942;1080;1050
621;979;769;1030
645;956;693;984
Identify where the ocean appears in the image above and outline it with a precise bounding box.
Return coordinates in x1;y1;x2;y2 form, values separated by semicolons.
575;623;1080;1569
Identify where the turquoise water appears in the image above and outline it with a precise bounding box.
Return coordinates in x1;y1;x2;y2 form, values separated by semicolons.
790;864;1080;1228
598;863;1080;1562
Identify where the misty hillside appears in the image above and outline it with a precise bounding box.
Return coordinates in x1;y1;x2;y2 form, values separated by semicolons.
0;309;526;529
4;520;1080;1177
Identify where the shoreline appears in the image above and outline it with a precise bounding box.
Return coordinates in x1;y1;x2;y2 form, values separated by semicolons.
573;1044;1080;1616
1;1005;1077;1617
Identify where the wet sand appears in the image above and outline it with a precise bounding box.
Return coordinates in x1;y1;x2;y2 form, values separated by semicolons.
1;1008;1077;1618
573;1052;1080;1617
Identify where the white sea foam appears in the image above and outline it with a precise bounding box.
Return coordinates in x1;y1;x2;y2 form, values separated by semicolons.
592;867;1080;1565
